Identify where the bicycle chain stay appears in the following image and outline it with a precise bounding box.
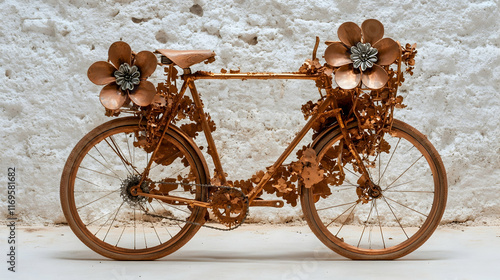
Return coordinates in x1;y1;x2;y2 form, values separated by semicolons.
141;181;249;231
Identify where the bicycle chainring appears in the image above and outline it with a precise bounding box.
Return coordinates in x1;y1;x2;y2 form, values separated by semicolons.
142;181;249;231
210;188;249;228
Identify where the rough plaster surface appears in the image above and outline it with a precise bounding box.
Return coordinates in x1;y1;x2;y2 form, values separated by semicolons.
0;0;498;225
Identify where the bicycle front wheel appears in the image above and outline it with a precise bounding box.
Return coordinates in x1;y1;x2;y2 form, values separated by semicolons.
301;119;447;259
60;117;209;260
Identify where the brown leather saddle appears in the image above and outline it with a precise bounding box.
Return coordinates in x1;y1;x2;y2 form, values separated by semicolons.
156;49;215;69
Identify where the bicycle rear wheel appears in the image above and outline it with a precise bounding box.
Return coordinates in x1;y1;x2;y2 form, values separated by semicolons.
60;117;208;260
301;119;447;259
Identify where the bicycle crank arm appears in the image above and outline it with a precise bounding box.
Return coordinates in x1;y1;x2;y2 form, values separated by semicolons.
250;199;284;208
134;190;211;208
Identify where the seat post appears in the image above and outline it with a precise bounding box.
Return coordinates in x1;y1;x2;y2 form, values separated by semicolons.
185;74;227;185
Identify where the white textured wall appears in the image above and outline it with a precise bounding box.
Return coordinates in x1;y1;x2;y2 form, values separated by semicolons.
1;0;499;225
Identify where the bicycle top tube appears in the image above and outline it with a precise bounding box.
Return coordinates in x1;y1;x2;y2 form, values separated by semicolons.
186;70;321;81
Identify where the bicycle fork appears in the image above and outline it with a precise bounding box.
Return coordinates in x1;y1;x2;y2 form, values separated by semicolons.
328;91;383;201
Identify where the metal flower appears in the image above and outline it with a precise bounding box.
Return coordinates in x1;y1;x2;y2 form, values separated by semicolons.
115;63;140;91
87;41;157;110
324;19;400;90
350;42;378;71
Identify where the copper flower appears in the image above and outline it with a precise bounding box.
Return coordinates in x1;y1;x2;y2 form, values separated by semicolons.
87;41;157;110
324;19;400;90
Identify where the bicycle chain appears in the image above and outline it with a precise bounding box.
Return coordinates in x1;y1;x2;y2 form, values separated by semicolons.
142;181;249;231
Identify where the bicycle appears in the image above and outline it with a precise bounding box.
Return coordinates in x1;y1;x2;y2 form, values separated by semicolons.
60;19;447;260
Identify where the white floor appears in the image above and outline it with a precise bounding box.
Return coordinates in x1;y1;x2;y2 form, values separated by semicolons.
1;224;498;280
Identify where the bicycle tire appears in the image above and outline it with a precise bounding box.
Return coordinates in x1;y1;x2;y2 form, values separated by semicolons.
60;117;209;260
301;119;447;259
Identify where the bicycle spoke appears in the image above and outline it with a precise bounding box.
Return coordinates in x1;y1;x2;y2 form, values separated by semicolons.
368;220;373;249
156;199;184;230
382;196;408;239
134;208;137;250
344;167;358;177
112;135;140;174
163;201;192;215
116;223;127;247
330;186;357;192
317;201;358;212
339;181;357;187
87;150;122;179
164;165;191;182
103;201;125;242
383;178;421;190
384;155;424;191
94;201;124;236
86;211;113;226
142;217;148;249
374;199;386;249
357;200;375;247
75;176;109;190
384;196;428;217
126;133;134;167
385;190;434;193
133;133;137;169
149;151;182;172
335;202;359;237
76;188;120;210
325;202;357;228
145;202;163;244
79;166;121;180
379;138;401;185
75;190;118;193
366;168;375;184
378;150;381;185
105;136;137;175
404;145;415;154
152;200;175;237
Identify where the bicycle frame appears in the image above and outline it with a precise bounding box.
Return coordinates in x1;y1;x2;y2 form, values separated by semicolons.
134;69;373;207
64;20;446;260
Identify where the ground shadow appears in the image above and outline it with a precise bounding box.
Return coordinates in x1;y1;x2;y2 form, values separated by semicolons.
53;248;451;262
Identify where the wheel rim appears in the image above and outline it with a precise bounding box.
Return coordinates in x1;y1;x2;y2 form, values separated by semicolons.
64;123;205;256
304;123;445;257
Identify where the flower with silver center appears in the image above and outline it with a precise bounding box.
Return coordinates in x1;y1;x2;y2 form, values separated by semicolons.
114;63;141;91
350;42;378;71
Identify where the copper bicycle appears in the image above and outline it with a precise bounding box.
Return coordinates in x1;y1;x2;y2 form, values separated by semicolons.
60;19;447;260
